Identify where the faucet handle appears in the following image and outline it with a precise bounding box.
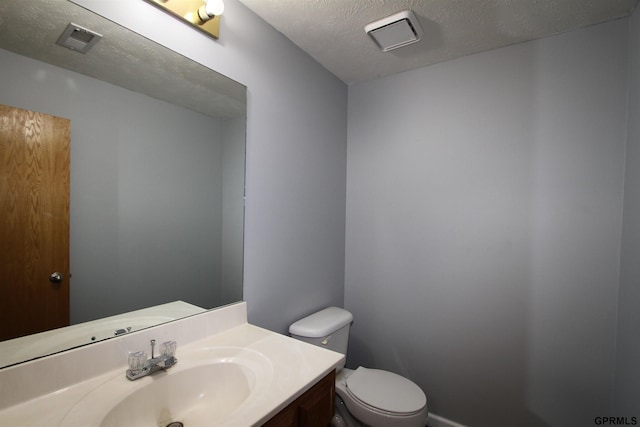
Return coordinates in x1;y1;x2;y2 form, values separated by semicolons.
161;340;177;357
128;351;147;371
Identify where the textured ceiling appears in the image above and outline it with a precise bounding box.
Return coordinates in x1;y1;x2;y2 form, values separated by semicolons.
238;0;638;85
0;0;246;120
2;1;637;98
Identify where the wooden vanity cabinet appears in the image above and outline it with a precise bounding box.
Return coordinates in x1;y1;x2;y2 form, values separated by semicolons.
262;370;336;427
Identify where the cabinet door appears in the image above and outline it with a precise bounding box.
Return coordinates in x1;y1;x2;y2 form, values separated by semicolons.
262;370;336;427
262;402;297;427
298;370;335;426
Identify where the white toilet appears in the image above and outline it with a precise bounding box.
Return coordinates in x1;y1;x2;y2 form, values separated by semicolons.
289;307;428;427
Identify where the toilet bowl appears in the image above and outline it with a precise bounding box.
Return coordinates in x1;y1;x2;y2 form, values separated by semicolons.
335;367;427;427
289;307;428;427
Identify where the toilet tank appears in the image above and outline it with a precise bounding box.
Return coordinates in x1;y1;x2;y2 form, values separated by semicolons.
289;307;353;362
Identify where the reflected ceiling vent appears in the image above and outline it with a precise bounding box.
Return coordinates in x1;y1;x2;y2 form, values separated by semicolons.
56;23;103;54
365;10;423;52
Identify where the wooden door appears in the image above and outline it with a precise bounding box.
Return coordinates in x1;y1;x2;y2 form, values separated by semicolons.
0;104;70;341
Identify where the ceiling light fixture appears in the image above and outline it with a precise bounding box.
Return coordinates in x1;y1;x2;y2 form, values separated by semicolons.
143;0;224;40
365;10;423;52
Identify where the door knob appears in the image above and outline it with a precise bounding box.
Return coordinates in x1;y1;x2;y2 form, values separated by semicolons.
49;272;64;283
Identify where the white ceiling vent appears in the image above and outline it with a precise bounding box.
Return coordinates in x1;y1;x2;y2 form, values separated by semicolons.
56;23;102;54
365;10;423;52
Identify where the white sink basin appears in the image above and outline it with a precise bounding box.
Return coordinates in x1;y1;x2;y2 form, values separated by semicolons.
60;346;273;427
102;363;251;426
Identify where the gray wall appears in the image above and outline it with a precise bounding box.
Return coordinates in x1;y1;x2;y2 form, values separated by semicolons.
0;48;229;322
615;10;640;414
72;0;348;333
346;20;628;427
221;116;246;304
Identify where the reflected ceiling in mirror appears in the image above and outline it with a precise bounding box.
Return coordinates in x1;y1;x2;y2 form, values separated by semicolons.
0;0;245;120
0;0;246;368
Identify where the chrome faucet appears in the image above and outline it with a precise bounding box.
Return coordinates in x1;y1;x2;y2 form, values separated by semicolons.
126;339;177;381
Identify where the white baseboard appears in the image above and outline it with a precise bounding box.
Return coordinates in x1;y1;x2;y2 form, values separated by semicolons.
427;413;467;427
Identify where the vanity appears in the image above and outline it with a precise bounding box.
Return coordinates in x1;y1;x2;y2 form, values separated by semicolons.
0;302;344;426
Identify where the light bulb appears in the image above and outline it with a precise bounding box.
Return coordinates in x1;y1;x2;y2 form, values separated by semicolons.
204;0;224;17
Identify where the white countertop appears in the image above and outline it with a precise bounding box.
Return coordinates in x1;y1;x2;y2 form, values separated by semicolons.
0;303;344;426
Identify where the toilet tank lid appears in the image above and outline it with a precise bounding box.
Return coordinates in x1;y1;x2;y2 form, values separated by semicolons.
289;307;353;338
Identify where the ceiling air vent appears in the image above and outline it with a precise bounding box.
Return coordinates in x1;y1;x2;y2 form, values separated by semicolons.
365;10;423;52
56;23;102;54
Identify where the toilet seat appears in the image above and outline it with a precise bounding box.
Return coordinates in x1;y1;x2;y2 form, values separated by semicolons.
345;367;426;415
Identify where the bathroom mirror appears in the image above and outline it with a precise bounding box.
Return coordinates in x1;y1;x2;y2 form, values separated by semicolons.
0;0;246;368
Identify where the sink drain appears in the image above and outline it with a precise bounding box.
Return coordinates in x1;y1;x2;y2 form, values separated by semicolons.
166;423;183;427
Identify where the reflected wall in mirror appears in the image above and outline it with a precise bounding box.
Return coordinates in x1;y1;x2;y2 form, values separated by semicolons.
0;0;246;368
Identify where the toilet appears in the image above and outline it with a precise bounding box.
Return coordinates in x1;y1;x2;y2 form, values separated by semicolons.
289;307;428;427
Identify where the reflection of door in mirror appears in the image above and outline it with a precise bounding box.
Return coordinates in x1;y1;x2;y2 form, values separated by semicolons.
0;104;70;341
